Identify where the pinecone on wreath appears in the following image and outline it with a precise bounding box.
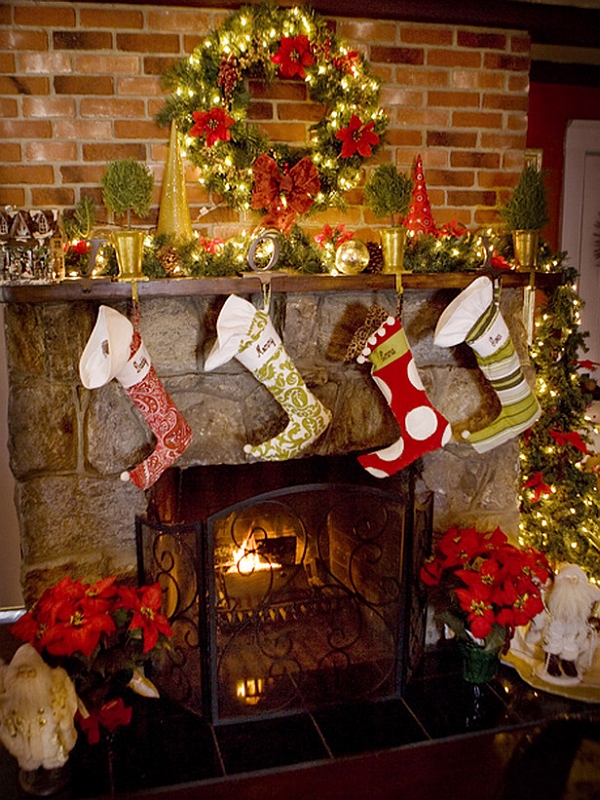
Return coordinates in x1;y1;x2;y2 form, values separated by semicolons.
156;244;181;276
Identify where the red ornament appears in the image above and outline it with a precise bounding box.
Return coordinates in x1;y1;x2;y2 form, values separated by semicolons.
405;154;437;236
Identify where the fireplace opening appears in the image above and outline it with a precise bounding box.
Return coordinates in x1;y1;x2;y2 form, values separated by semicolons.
136;457;432;725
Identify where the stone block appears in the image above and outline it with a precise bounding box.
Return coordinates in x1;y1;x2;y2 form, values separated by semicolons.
17;475;147;563
9;384;78;479
137;296;200;375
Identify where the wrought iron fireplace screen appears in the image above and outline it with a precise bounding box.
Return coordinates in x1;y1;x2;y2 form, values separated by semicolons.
137;481;428;725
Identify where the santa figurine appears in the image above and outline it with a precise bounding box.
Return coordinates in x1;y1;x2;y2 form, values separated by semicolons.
538;563;600;684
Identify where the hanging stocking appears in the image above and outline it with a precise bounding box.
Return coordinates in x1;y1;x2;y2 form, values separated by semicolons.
204;294;331;461
433;275;541;453
349;306;452;478
79;305;193;490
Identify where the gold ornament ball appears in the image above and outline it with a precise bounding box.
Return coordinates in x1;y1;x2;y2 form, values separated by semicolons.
334;240;370;275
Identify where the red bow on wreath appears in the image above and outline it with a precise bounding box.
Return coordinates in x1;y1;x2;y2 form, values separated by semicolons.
251;154;320;235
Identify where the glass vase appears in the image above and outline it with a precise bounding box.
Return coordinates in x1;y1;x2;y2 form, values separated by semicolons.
458;639;500;684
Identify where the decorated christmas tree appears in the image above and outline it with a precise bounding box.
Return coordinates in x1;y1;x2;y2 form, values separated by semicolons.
519;264;600;581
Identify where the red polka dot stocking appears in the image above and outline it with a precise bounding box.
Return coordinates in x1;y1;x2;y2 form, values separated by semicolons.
355;312;451;478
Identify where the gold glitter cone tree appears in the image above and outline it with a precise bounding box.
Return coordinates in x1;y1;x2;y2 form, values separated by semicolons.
157;123;193;242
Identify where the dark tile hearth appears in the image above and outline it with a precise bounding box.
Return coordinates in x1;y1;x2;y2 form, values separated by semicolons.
2;623;600;800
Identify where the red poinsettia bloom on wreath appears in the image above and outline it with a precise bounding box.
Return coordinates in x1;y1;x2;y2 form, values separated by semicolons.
420;526;551;648
190;107;235;147
271;35;314;79
335;114;380;159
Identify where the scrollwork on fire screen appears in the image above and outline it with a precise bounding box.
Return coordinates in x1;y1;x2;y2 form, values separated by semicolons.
210;487;408;722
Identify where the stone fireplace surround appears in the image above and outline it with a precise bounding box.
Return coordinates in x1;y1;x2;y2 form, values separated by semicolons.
0;270;556;605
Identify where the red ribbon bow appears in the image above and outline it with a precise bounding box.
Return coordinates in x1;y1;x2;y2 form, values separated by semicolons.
523;471;552;502
251;154;320;235
549;428;588;454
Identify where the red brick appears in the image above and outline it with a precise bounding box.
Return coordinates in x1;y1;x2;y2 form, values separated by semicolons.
393;108;449;127
477;171;519;189
453;70;505;90
507;114;528;131
0;119;52;139
383;129;424;147
480;132;527;150
427;169;475;187
0;188;26;206
52;119;112;140
428;90;480;108
15;5;75;27
0;4;11;24
474;208;502;226
249;81;307;101
371;65;394;84
76;55;140;75
483;93;529;111
451;152;500;169
511;35;531;54
448;189;497;206
394;67;449;88
278;102;325;122
257;122;307;144
19;52;72;74
380;88;424;107
484;53;530;72
31;187;75;206
22;96;76;117
452;111;503;129
80;8;143;29
144;56;181;76
427;130;477;148
508;75;529;93
183;35;207;55
337;20;397;44
117;77;163;97
401;27;453;46
0;75;50;95
247;102;274;121
114;120;164;139
2;143;22;163
54;76;114;95
0;52;15;72
418;149;448;168
457;31;507;50
147;8;211;32
435;209;472;227
0;98;18;117
0;30;48;51
25;142;78;162
53;31;112;50
60;165;106;184
82;143;149;162
427;49;481;68
371;46;424;66
117;33;180;54
80;98;145;118
0;165;54;184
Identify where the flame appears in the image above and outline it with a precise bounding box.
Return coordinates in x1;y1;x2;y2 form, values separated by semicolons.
226;529;281;575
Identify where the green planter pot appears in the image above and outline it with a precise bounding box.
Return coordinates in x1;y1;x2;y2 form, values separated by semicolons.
379;227;408;274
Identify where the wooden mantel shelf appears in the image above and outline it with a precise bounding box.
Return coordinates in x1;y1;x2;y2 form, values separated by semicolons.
0;271;563;304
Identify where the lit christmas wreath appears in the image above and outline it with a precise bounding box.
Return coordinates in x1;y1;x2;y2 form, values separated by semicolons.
157;4;388;232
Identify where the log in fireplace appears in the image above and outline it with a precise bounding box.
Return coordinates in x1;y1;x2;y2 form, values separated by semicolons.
136;456;433;724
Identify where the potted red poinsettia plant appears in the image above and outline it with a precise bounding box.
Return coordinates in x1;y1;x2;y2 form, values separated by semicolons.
11;575;173;745
421;526;552;682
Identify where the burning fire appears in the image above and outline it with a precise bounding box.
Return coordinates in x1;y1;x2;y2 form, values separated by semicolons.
226;529;281;575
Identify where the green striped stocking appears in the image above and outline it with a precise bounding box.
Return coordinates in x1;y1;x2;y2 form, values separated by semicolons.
434;276;541;453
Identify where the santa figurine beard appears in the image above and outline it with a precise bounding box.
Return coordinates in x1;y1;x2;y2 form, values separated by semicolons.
541;563;600;683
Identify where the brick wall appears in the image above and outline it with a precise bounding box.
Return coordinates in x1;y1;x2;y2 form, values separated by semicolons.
0;1;531;241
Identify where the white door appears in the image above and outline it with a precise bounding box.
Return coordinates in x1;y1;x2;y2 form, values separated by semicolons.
562;120;600;362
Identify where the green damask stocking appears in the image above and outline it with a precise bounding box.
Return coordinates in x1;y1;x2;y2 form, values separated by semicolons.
204;294;331;461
